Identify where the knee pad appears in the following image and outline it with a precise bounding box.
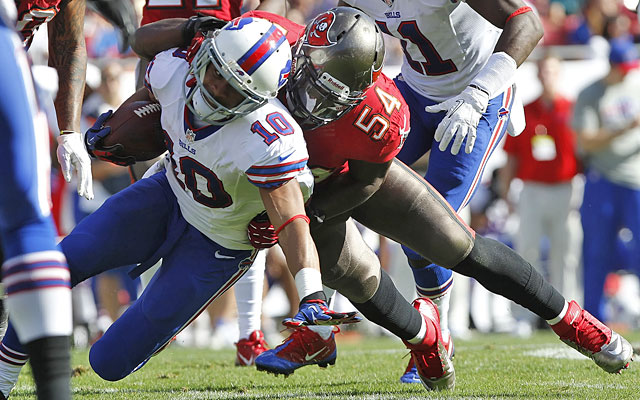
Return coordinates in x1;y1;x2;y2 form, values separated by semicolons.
89;331;135;381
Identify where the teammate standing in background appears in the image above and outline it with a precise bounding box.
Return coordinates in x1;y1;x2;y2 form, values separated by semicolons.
0;2;72;399
340;0;543;382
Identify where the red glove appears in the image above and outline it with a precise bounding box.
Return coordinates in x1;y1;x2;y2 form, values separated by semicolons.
247;212;278;249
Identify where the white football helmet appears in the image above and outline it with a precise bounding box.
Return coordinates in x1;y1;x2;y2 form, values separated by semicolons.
184;17;292;125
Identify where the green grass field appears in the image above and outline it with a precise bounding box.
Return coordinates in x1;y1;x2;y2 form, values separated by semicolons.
8;331;640;399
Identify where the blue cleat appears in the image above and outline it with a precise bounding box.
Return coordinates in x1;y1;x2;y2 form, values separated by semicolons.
400;358;422;384
255;326;338;376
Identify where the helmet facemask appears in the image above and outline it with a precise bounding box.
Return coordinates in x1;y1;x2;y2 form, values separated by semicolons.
286;47;363;130
184;35;269;125
285;7;385;130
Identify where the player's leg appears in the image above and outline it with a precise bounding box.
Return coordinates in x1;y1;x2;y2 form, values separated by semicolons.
514;182;547;328
581;172;616;320
546;182;580;301
617;182;640;312
353;159;633;373
256;218;454;390
88;222;255;381
0;172;179;394
61;172;180;284
395;82;513;382
0;23;71;400
409;85;514;303
234;249;268;366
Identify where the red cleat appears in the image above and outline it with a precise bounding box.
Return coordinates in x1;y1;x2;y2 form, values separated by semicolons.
235;330;269;366
550;301;633;373
403;298;455;391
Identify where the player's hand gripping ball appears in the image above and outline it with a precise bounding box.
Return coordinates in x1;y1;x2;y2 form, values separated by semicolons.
85;101;166;166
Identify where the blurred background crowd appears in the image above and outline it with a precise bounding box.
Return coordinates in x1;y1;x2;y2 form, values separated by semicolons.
25;0;640;350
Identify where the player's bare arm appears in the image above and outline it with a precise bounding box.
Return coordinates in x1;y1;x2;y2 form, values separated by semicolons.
132;18;187;61
132;0;286;62
255;0;288;16
48;0;87;132
308;159;392;224
259;180;320;278
467;0;543;66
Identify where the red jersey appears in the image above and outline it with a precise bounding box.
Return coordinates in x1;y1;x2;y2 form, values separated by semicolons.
241;12;410;181
141;0;243;26
15;0;60;47
304;74;410;182
503;96;579;183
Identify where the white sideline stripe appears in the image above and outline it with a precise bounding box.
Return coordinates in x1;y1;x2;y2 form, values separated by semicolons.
341;348;406;355
524;346;589;360
523;381;628;390
64;387;427;399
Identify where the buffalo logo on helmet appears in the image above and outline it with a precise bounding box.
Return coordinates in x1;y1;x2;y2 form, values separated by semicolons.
306;11;336;47
278;59;292;89
226;17;253;31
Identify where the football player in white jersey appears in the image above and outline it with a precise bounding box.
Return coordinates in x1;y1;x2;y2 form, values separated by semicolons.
0;16;356;389
340;0;544;382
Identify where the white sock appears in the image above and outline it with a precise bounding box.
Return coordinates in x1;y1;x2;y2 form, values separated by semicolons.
407;317;427;345
235;250;266;340
3;251;72;343
0;345;27;398
431;289;451;342
547;301;569;325
308;325;333;340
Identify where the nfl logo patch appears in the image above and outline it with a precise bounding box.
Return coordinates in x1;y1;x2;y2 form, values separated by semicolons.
185;129;196;143
382;0;394;6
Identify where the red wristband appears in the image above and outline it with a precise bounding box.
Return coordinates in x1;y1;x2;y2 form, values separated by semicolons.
505;6;532;23
274;214;311;236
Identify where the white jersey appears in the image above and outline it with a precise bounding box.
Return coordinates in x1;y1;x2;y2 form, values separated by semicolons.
345;0;501;101
145;48;313;250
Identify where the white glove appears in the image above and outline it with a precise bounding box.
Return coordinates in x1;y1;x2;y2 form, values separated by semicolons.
425;85;490;155
56;132;94;200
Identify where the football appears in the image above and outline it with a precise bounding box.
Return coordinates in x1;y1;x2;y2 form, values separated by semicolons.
102;100;166;162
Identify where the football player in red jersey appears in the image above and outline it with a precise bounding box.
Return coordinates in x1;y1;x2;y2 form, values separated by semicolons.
96;7;633;389
252;10;632;386
243;9;631;383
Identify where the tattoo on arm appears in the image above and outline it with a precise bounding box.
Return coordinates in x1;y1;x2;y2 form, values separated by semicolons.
49;0;87;132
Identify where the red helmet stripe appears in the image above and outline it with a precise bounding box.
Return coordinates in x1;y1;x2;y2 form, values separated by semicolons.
238;25;285;75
